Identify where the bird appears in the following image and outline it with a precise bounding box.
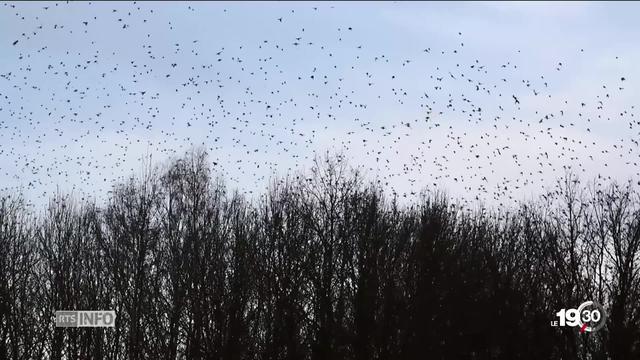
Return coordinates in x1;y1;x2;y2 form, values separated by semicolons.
0;2;635;212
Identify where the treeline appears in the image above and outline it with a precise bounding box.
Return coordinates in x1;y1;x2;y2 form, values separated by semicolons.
1;150;639;360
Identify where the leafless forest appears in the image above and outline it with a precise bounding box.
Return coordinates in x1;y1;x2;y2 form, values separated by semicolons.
1;150;639;360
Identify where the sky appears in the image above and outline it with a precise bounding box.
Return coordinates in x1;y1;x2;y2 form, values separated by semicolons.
1;1;639;209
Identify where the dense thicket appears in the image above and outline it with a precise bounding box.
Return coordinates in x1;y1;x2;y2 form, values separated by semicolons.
1;151;639;360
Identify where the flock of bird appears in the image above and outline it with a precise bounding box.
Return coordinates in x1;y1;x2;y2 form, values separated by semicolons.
1;2;638;209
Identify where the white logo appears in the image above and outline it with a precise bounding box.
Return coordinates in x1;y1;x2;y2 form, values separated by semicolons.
551;301;606;333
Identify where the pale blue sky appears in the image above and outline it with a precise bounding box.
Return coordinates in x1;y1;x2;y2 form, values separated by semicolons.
1;1;639;208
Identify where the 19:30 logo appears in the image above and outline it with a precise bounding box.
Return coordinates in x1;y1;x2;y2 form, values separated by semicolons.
551;301;607;333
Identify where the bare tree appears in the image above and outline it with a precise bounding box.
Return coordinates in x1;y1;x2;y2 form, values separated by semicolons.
2;151;640;359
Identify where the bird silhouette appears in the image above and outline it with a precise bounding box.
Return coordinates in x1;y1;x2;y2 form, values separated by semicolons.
0;2;636;209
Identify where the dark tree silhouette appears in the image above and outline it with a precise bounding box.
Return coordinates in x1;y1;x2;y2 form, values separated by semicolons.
0;151;639;360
